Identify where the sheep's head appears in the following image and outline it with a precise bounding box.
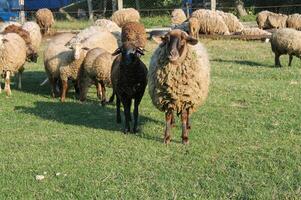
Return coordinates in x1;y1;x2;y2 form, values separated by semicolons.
0;35;8;49
67;42;90;60
112;42;144;65
26;46;38;63
160;29;198;64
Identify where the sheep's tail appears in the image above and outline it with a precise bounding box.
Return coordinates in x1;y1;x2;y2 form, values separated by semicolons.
40;78;48;86
265;38;270;43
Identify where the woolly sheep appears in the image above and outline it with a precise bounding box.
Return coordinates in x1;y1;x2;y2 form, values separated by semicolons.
78;48;114;104
148;29;210;144
94;19;121;46
216;10;244;33
111;8;140;27
0;33;27;96
191;9;230;35
256;10;274;29
267;14;288;29
0;21;21;32
270;28;301;67
22;21;42;53
171;9;187;25
121;22;147;49
188;17;200;38
287;14;301;30
241;28;272;36
36;8;55;35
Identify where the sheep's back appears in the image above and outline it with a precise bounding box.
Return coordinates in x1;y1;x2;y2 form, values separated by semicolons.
148;43;210;114
23;21;42;52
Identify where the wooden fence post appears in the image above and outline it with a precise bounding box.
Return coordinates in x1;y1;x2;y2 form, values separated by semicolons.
87;0;94;21
118;0;123;10
19;0;25;24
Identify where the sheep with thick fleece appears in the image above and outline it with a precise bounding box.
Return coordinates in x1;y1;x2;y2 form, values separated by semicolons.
270;28;301;67
267;14;288;29
78;48;114;104
94;19;121;46
148;29;210;144
241;28;271;36
188;17;200;38
121;22;147;49
0;33;27;96
171;9;187;25
36;8;55;35
22;21;42;53
191;9;230;35
287;14;301;30
216;10;243;33
0;21;21;32
256;10;274;29
111;8;140;27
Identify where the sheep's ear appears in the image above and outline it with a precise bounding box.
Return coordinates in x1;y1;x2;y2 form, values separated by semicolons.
112;48;121;56
82;47;90;51
151;35;164;44
185;36;198;45
136;47;145;56
2;38;8;43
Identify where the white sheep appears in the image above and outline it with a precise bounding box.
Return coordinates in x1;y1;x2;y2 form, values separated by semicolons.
22;21;42;53
148;29;210;144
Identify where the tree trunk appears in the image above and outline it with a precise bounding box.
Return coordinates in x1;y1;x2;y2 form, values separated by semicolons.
103;0;107;16
135;0;140;11
19;0;25;24
87;0;93;21
118;0;123;10
112;0;117;12
235;0;248;17
211;0;216;11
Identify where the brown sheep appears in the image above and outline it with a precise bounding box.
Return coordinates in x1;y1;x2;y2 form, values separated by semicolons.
188;17;200;39
121;22;147;49
36;8;55;35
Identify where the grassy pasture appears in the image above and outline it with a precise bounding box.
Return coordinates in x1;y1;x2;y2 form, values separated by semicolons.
0;38;301;199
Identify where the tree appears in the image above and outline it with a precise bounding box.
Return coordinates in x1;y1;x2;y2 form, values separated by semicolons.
211;0;216;11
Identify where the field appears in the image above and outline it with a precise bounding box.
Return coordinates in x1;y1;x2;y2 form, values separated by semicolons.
1;36;301;199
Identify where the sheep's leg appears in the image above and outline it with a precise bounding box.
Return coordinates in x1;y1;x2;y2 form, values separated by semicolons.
275;53;282;67
108;91;115;103
0;76;2;94
73;80;80;97
133;97;142;133
187;109;191;130
17;72;22;90
49;77;57;98
123;98;131;133
116;96;121;123
288;54;293;67
171;112;175;127
164;110;173;144
100;83;107;106
61;80;68;102
4;71;11;96
96;82;102;101
181;109;190;145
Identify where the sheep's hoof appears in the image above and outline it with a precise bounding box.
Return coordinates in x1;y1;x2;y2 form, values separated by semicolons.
182;138;189;145
101;100;106;106
133;127;139;133
164;136;171;144
60;98;65;102
123;128;131;134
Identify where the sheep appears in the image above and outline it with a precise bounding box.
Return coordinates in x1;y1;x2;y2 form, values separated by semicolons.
188;17;200;38
0;21;21;32
78;48;114;105
191;9;230;35
256;10;274;29
94;19;122;46
270;28;301;67
36;8;55;35
22;21;42;53
241;28;272;36
43;33;76;97
121;22;147;49
216;10;244;33
287;14;301;30
2;25;38;63
267;14;288;29
0;33;27;96
148;29;210;144
171;9;187;25
111;42;148;133
111;8;140;27
60;30;118;102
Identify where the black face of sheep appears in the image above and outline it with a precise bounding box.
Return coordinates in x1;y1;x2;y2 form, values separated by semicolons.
113;43;144;65
160;29;198;64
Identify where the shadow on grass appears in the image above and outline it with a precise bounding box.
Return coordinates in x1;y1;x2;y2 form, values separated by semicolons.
212;58;274;68
15;101;164;140
18;71;50;97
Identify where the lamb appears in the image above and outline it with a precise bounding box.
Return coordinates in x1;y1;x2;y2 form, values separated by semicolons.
188;17;200;38
0;33;27;96
60;30;118;102
111;8;140;27
111;42;147;133
267;14;288;29
191;9;230;35
36;8;55;35
287;14;301;30
3;25;38;63
78;48;114;104
270;28;301;67
121;22;147;49
216;10;244;33
171;9;187;25
148;29;210;144
94;19;121;46
22;21;42;53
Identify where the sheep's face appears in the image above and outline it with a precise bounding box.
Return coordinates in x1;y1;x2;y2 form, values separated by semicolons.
161;29;198;64
68;42;89;60
26;47;38;63
0;36;7;49
112;43;144;65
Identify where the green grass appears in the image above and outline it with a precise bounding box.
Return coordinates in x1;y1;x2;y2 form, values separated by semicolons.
141;15;171;28
240;14;257;22
54;20;93;31
1;38;301;199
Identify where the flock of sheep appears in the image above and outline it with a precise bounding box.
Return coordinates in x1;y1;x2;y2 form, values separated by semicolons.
0;7;300;144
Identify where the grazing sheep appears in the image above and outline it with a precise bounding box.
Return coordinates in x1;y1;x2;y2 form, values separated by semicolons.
256;10;274;29
267;14;288;29
287;14;301;30
241;28;272;36
22;21;42;53
111;42;148;133
111;8;140;27
36;8;55;35
188;17;200;38
78;48;114;104
191;9;230;35
94;19;121;46
0;21;21;32
148;29;210;144
43;33;76;97
0;33;27;96
3;25;38;63
60;30;118;102
216;10;244;33
270;28;301;67
171;9;187;25
121;22;147;49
